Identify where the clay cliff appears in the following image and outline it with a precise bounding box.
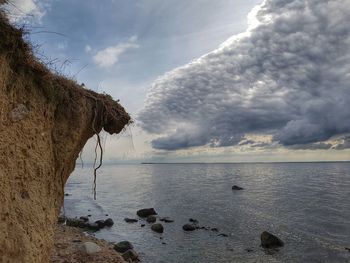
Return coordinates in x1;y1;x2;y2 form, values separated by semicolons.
0;7;130;263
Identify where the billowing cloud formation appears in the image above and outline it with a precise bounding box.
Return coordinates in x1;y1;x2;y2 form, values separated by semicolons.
3;0;45;22
139;0;350;150
93;36;139;68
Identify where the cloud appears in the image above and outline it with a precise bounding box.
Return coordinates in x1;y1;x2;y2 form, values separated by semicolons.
139;0;350;151
85;45;92;53
3;0;46;22
333;136;350;150
93;36;139;68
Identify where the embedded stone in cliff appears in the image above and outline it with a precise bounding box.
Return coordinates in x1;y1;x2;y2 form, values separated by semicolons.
9;104;30;122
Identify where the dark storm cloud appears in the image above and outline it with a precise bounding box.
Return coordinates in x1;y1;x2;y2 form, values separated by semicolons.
139;0;350;150
333;136;350;150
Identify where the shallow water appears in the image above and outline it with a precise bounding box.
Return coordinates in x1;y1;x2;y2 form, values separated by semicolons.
64;162;350;263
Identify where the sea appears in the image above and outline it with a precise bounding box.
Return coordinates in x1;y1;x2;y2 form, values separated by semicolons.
63;162;350;263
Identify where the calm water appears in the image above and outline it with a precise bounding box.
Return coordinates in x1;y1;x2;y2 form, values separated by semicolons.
64;163;350;263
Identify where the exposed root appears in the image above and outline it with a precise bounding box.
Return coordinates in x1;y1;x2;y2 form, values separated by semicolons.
93;133;103;200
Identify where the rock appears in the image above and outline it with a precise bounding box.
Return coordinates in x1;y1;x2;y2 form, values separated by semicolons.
345;247;350;252
66;218;84;227
136;208;157;217
160;217;174;223
95;220;106;228
9;104;29;122
85;223;101;231
151;223;164;233
182;224;196;231
211;228;219;232
218;233;228;237
114;241;133;253
260;231;284;248
146;215;157;223
64;193;70;196
141;224;145;227
57;215;66;223
72;239;81;243
122;249;139;261
80;216;89;222
87;214;91;217
232;185;244;190
79;242;101;254
245;248;254;253
124;218;138;223
189;218;198;224
162;242;166;245
105;218;114;227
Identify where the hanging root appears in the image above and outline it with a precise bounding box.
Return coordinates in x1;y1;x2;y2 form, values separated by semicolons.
91;99;104;200
88;91;131;200
92;133;103;200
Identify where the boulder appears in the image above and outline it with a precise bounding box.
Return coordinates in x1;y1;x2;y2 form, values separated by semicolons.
211;228;219;232
137;208;157;217
151;223;164;233
260;231;284;248
79;242;101;254
94;220;106;228
114;241;133;253
85;222;101;231
66;218;85;228
124;218;138;223
122;249;139;261
105;218;114;227
182;224;196;231
218;233;228;237
232;185;244;190
146;215;157;223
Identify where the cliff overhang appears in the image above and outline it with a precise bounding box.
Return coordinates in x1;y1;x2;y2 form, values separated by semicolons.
0;6;130;262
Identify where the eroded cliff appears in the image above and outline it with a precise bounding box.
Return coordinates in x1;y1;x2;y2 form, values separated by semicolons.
0;8;130;263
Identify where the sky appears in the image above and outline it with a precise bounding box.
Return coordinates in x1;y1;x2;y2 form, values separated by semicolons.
3;0;350;163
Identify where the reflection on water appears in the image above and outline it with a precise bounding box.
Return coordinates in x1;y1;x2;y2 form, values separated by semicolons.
64;163;350;263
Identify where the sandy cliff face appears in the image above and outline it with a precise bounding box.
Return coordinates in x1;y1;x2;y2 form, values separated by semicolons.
0;10;130;263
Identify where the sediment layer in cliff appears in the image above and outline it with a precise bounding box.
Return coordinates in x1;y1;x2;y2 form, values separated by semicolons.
0;7;130;263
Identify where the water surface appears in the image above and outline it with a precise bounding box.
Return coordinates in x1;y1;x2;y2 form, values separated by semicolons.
64;162;350;263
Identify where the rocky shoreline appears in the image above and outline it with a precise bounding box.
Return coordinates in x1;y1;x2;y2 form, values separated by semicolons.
56;185;289;262
51;225;126;263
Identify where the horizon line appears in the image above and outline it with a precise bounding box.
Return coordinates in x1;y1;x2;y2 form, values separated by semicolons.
75;160;350;165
